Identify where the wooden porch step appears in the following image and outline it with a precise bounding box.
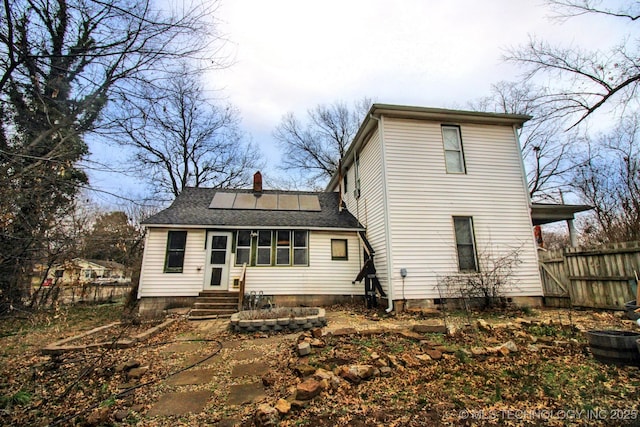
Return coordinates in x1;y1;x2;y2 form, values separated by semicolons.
193;302;237;310
198;290;238;296
189;309;236;318
188;290;240;320
195;297;238;303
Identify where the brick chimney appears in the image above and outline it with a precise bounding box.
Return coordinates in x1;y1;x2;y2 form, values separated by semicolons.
253;171;263;194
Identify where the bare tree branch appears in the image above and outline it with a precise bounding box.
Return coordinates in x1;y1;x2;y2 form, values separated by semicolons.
504;1;640;127
273;98;371;189
105;69;262;197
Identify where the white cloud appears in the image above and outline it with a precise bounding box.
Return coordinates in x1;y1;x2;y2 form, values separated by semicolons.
92;0;630;198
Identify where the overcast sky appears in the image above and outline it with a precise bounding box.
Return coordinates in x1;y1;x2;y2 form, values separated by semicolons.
89;0;629;204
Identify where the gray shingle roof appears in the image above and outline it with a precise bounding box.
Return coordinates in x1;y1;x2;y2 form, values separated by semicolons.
143;188;363;229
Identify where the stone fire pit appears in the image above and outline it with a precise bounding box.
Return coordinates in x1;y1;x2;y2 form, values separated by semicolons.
230;307;326;333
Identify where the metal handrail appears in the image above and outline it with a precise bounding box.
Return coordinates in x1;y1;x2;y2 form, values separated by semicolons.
237;262;247;311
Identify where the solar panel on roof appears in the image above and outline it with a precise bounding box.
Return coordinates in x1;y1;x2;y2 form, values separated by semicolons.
299;195;321;211
255;194;278;209
209;192;321;211
278;194;299;210
233;193;257;209
209;192;236;209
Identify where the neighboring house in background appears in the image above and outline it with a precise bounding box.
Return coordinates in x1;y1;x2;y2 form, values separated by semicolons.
137;104;585;315
44;258;131;285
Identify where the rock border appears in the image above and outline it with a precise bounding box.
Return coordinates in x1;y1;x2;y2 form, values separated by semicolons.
41;318;177;355
230;308;326;333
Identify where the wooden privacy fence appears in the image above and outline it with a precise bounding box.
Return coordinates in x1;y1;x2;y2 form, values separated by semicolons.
538;241;640;310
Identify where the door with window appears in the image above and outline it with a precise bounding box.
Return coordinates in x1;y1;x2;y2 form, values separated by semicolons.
205;232;232;290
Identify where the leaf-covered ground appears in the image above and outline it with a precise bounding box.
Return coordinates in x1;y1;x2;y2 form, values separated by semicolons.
0;302;639;426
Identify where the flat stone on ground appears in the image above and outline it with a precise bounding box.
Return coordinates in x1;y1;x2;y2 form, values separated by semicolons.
221;340;243;349
248;335;289;345
227;382;266;405
217;418;241;427
165;368;217;386
182;353;221;368
232;349;262;361
231;361;270;378
147;390;212;417
161;342;205;354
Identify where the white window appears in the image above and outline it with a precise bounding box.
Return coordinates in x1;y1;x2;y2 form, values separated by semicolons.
442;126;466;173
453;216;478;271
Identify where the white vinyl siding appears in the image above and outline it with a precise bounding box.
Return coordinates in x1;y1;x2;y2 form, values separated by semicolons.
382;118;541;299
228;230;362;295
139;228;206;297
139;229;362;297
341;129;389;293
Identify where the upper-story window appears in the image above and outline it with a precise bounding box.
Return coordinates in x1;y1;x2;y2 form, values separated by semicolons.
442;125;466;174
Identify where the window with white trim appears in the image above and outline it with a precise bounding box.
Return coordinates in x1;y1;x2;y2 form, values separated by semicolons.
331;239;348;260
453;216;478;271
164;230;187;273
442;125;466;173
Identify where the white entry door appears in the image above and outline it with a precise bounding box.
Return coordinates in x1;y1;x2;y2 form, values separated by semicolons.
205;232;232;290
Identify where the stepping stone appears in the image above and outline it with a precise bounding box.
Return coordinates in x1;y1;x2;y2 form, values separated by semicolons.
221;340;243;349
182;353;221;368
231;361;269;378
227;382;265;405
161;342;205;353
232;349;262;361
247;335;288;345
165;368;217;386
147;390;211;417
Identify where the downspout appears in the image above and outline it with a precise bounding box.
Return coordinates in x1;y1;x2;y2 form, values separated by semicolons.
370;113;395;313
513;123;543;287
512;124;530;204
137;229;151;299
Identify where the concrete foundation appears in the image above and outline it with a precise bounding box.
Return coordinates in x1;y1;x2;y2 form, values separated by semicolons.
138;296;196;318
138;294;543;317
397;296;543;312
272;294;366;307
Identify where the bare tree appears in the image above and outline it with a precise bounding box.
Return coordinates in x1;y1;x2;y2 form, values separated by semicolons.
470;81;581;200
108;71;261;198
571;115;640;243
504;0;640;128
274;98;371;189
0;0;220;305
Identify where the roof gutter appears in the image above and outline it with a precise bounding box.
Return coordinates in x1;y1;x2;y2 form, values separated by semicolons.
141;224;365;232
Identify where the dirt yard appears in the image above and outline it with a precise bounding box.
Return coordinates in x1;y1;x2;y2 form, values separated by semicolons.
1;302;639;426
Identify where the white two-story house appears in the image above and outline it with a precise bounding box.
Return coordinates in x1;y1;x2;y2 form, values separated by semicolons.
326;104;543;311
137;104;548;315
